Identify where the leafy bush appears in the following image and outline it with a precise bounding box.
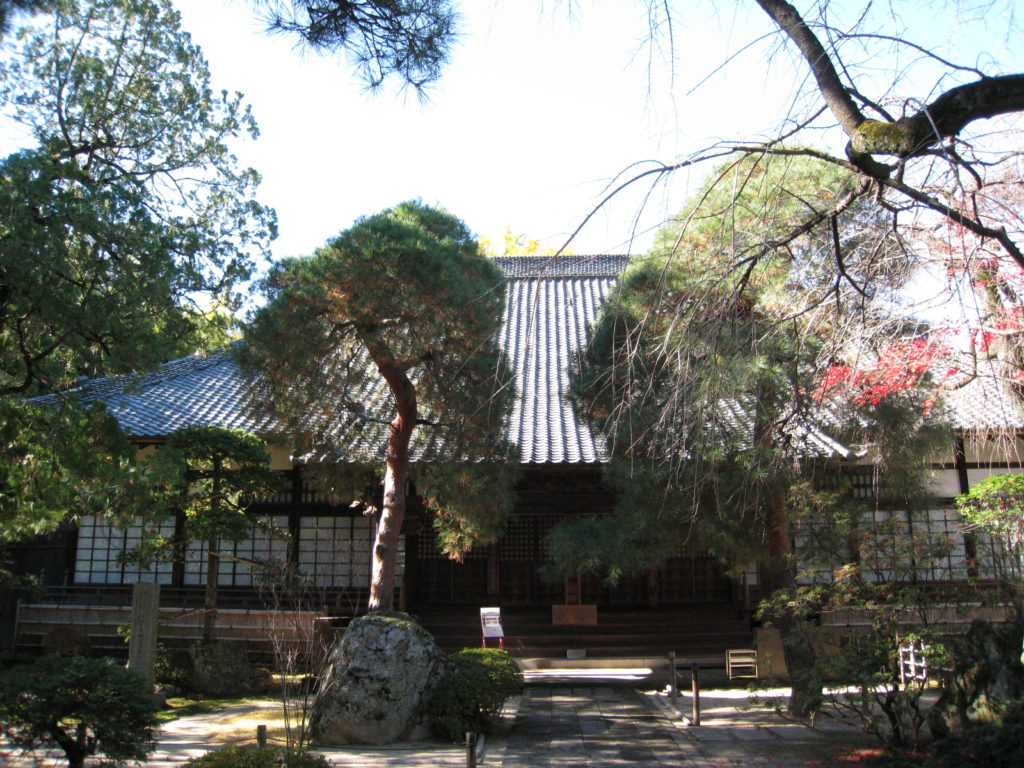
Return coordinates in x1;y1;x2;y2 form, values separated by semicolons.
861;699;1024;768
155;644;192;688
184;746;328;768
0;656;160;768
426;648;523;741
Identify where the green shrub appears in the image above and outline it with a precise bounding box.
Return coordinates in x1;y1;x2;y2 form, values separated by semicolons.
863;699;1024;768
426;648;523;741
0;656;160;768
155;644;192;688
184;746;329;768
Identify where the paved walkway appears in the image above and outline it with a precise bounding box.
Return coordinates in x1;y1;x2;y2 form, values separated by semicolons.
501;686;698;766
1;684;876;767
647;686;874;768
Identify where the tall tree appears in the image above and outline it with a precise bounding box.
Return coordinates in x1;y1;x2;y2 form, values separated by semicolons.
241;201;517;612
568;154;949;714
172;427;278;643
0;0;273;541
0;0;275;396
568;155;869;579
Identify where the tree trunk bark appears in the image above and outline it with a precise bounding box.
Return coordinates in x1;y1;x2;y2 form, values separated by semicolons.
365;339;417;613
203;535;217;644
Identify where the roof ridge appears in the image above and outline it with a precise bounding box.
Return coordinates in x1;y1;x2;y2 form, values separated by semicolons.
494;254;630;279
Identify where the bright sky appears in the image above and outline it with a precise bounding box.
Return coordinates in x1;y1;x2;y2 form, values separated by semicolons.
6;1;1019;295
171;0;804;267
170;0;1024;292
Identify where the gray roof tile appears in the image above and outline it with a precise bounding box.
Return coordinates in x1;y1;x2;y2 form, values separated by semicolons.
43;256;622;464
41;255;1019;464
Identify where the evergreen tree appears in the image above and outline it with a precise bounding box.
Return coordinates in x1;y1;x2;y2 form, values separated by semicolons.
0;0;274;540
125;426;280;643
568;153;949;715
0;0;274;396
241;201;517;612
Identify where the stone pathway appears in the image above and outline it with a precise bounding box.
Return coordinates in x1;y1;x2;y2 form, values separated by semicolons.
1;684;877;767
501;686;701;766
647;688;875;767
499;685;875;768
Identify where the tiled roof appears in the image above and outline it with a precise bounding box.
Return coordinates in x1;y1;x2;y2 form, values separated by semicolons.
939;363;1024;431
492;255;629;279
46;349;265;438
40;255;1024;464
41;256;624;464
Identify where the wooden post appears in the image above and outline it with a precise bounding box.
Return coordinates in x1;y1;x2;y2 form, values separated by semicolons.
465;732;476;768
256;724;268;748
668;652;678;700
127;583;160;690
691;664;701;727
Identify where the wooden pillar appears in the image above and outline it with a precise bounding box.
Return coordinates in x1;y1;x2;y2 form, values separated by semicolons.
955;434;979;577
127;582;160;690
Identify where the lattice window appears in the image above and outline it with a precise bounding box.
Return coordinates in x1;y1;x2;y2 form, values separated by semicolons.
973;531;1024;581
182;516;290;587
74;515;175;585
795;506;971;584
297;516;404;587
846;468;879;501
251;471;294;504
498;515;559;562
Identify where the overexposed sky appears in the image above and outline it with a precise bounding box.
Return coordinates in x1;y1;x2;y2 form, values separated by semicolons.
172;0;801;267
7;1;1019;290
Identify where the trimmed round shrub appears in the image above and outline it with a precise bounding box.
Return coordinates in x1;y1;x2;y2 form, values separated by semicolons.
0;655;159;768
184;746;329;768
426;648;523;741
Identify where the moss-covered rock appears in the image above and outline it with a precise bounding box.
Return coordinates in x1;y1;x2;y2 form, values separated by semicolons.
310;612;451;745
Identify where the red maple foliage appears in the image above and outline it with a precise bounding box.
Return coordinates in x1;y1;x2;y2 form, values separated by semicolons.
815;338;956;409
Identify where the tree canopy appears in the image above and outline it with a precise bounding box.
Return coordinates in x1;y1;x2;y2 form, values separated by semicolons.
255;0;457;92
0;0;275;396
0;0;273;543
566;153;948;583
0;397;172;543
241;200;517;611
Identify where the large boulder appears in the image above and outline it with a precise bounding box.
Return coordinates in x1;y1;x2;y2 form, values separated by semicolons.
930;619;1024;738
311;612;451;745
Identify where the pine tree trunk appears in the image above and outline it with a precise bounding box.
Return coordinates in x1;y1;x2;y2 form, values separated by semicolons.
369;459;407;612
765;489;822;718
366;345;416;613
